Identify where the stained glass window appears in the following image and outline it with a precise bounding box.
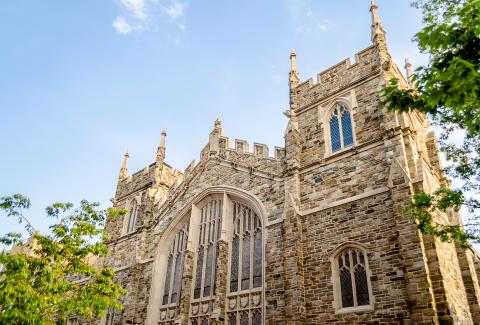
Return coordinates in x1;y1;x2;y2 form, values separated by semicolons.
159;221;189;324
329;105;354;153
253;231;262;288
203;244;214;297
230;236;239;292
162;256;173;304
228;313;237;325
330;111;341;152
241;234;251;290
194;249;204;299
336;248;371;309
252;310;262;325
184;197;263;324
340;268;354;308
355;265;370;306
227;202;263;324
341;108;353;147
240;313;249;325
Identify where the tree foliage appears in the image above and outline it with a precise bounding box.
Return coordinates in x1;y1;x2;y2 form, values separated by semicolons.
382;0;480;247
0;194;127;324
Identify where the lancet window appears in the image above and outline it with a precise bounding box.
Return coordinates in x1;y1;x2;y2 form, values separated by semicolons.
126;200;137;233
187;197;264;324
159;221;189;324
227;202;263;325
190;199;223;324
329;105;354;153
333;247;372;311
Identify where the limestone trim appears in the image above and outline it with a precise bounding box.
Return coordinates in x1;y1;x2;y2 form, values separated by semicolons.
146;206;192;325
301;187;390;216
300;136;385;174
217;160;283;181
329;242;375;314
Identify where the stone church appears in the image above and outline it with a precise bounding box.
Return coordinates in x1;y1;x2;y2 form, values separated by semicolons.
95;1;480;324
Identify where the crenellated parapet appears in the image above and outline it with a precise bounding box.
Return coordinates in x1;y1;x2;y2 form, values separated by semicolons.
293;45;380;111
203;135;284;175
115;162;183;202
197;120;285;172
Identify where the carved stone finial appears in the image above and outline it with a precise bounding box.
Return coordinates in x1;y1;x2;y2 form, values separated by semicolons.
119;150;129;181
370;0;386;42
156;130;167;166
160;128;167;148
289;50;300;88
214;118;221;128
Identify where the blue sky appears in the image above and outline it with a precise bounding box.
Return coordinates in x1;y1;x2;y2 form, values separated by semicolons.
0;0;427;240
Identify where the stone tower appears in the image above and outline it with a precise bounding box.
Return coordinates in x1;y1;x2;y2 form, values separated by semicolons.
80;2;480;325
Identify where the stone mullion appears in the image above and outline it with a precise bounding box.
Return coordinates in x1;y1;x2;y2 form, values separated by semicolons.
348;251;358;308
177;249;195;325
211;239;229;325
337;108;345;150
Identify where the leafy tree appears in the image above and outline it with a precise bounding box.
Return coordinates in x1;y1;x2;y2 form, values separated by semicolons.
382;0;480;247
0;194;127;324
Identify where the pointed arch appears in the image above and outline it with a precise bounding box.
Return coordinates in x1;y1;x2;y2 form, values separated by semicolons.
123;197;140;235
330;242;374;313
146;186;267;325
320;97;357;157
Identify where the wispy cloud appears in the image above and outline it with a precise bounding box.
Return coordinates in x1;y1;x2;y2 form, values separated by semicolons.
112;16;141;34
112;0;187;35
118;0;146;20
164;3;185;19
163;2;187;31
284;0;328;34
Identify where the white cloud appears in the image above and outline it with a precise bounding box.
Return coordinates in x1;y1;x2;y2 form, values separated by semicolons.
118;0;146;20
112;0;187;35
164;3;185;19
112;16;140;34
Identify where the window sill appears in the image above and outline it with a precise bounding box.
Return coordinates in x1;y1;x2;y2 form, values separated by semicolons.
335;305;374;314
227;287;262;297
325;145;356;161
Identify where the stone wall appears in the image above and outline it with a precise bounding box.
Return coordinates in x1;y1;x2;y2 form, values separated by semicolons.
89;39;480;325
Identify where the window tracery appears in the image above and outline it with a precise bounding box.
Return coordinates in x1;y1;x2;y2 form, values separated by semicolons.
159;221;189;324
190;199;223;324
333;246;372;312
329;105;354;153
157;194;264;325
227;202;263;325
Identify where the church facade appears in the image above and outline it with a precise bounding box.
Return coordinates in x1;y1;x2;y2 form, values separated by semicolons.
96;2;480;324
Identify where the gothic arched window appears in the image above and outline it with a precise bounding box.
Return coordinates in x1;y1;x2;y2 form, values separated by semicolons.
332;246;373;312
329;105;354;153
159;221;189;324
127;200;137;233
